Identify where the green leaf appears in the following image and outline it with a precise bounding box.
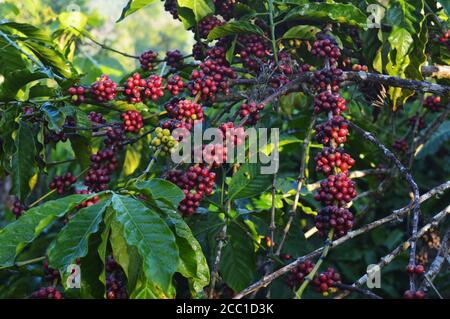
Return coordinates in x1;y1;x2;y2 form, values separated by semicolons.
283;3;367;27
79;231;106;299
110;219;141;293
123;144;142;176
41;102;65;131
282;25;320;40
110;194;179;294
0;69;48;100
0;194;93;267
0;22;53;44
47;197;111;277
163;210;209;295
117;0;158;22
208;21;264;40
130;270;175;298
97;208;114;287
178;0;215;22
220;223;256;292
132;178;184;210
11;121;37;201
417;121;450;159
228;163;272;200
22;40;74;79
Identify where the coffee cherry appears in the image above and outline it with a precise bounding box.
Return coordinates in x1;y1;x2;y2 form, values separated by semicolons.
315;116;349;146
167;75;185;96
403;290;415;299
161;119;193;133
414;264;425;275
31;287;63;299
198;15;224;39
106;255;128;299
393;139;409;153
315;206;354;239
311;35;341;64
68;85;87;105
49;172;77;195
124;73;147;103
104;127;126;148
151;127;178;156
165;99;204;125
424;96;444;112
11;198;26;219
238;34;271;72
145;75;164;101
285;260;315;288
84;148;118;192
408;115;425;131
90;75;118;102
406;264;415;274
439;30;450;47
312;66;344;92
314;173;357;207
312;268;342;296
139;50;158;71
75;189;100;209
43;260;61;283
352;64;368;72
315;147;355;176
219;122;245;146
314;91;346;115
44;129;68;144
166;50;184;72
88;111;106;125
163;0;179;20
404;290;426;299
239;101;264;125
213;0;236;20
121;110;143;134
192;42;206;61
203;143;227;167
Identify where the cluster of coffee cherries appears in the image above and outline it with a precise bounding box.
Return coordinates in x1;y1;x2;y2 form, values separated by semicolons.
85;148;119;192
238;34;271;72
239;101;265;125
311;36;341;64
315;147;355;175
151;127;178;156
314;173;357;207
311;33;356;240
192;42;206;61
68;85;87;105
88;111;106;125
74;189;100;209
167;75;185;95
91;74;118;102
213;0;236;20
219;122;245;146
43;259;61;283
315;116;349;146
165;50;184;72
424;95;444;112
166;166;216;216
188;42;237;102
197;15;224;39
438;30;450;49
124;73;164;103
106;255;128;299
11;198;26;219
393;139;409;153
285;260;315;288
49;172;77;195
165;99;204;128
408;115;426;131
313;91;347;115
163;0;178;20
44;129;68;144
121;110;144;134
315;206;354;239
31;287;63;299
311;268;342;296
139;50;158;71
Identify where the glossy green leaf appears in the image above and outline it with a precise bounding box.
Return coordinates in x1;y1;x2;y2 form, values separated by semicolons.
178;0;214;22
0;194;93;267
117;0;158;22
228;163;272;200
48;197;111;275
11;121;37;201
110;194;179;294
208;21;264;40
282;25;320;40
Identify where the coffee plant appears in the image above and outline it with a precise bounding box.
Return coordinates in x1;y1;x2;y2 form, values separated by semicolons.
0;0;449;300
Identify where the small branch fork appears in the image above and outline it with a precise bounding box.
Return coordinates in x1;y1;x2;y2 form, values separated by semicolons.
335;205;450;299
349;122;422;291
233;182;450;299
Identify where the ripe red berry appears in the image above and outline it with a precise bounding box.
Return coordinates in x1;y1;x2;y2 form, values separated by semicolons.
121;110;144;134
424;95;444;112
239;101;264;125
315;147;355;176
49;172;77;195
145;75;164;101
314;91;347;115
167;75;185;96
315;116;349;146
285;260;315;288
165;99;204;125
311;35;341;64
90;75;118;102
314;173;357;207
414;264;425;275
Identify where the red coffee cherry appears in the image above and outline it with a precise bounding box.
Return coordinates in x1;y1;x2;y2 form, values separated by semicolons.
315;147;355;176
315;116;349;146
314;91;347;115
424;95;444;112
167;75;185;96
90;75;118;102
219;122;245;146
31;287;63;299
239;101;264;125
312;267;342;296
139;50;158;71
121;110;144;134
68;85;87;105
144;75;164;101
49;172;77;195
124;73;147;103
238;34;271;72
314;173;357;207
165;99;204;125
285;260;315;288
311;35;341;64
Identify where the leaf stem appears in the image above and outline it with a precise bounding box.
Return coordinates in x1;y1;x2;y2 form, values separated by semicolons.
268;0;278;65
